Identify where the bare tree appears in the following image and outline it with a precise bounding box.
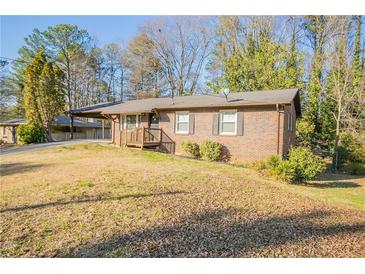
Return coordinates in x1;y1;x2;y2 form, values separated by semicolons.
323;16;365;169
119;48;128;101
123;34;163;99
140;16;214;97
103;43;122;102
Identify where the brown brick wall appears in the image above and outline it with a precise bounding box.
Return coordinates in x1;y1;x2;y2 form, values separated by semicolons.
111;102;297;162
282;104;297;158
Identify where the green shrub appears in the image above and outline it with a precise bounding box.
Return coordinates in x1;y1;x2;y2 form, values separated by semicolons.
249;148;325;183
17;123;46;144
200;140;222;161
272;160;295;182
338;133;365;165
296;119;316;148
284;147;326;183
337;145;350;166
265;155;281;169
343;162;365;175
250;160;267;171
181;140;200;159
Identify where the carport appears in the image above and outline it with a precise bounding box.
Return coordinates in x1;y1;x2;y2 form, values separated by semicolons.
68;101;121;140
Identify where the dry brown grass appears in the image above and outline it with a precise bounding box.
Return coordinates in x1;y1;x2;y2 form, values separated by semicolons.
1;144;364;257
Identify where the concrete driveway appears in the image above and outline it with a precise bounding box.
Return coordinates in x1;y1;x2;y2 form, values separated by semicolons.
0;139;111;157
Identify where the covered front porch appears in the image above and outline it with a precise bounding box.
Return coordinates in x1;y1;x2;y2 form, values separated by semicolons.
123;127;161;148
115;112;175;153
69;102;175;153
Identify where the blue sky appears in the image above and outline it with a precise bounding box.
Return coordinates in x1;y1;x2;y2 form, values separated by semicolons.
0;16;154;60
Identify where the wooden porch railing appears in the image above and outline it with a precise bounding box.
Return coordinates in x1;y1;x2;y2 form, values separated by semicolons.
124;127;162;147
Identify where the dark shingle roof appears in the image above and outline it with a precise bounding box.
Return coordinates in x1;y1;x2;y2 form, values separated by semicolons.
69;101;121;118
93;88;301;116
0;118;26;126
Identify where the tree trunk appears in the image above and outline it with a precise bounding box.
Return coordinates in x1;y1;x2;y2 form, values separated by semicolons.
120;69;124;102
154;70;158;97
66;61;74;140
70;115;74;141
332;118;341;170
46;121;53;142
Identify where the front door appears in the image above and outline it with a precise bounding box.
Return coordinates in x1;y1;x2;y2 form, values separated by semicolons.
149;113;159;128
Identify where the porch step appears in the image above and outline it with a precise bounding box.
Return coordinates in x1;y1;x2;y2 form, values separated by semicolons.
142;146;160;152
126;143;160;148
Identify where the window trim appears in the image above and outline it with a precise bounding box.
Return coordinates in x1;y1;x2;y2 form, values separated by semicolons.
287;113;292;131
219;109;237;136
121;114;140;130
175;111;189;134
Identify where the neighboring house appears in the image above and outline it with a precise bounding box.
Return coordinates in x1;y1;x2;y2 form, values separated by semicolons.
0;118;25;144
71;89;301;162
0;116;111;144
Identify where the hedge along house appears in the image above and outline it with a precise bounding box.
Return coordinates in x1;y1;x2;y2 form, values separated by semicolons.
0;116;111;144
71;89;301;162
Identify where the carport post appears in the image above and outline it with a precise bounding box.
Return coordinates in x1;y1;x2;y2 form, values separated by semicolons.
102;120;105;139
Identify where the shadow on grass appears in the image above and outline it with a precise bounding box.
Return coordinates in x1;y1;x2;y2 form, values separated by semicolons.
315;172;365;182
301;181;362;188
0;191;188;213
66;209;365;257
0;162;52;177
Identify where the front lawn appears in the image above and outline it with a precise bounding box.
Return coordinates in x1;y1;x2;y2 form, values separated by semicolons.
277;173;365;211
1;144;364;257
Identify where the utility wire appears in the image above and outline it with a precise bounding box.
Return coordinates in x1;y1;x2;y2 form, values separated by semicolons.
0;56;31;64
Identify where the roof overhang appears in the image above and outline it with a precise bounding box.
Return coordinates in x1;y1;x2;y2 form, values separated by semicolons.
293;90;301;117
0;120;26;126
69;110;106;119
68;101;121;119
0;123;23;126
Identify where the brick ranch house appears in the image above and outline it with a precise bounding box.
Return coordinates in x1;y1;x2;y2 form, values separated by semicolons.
71;88;301;162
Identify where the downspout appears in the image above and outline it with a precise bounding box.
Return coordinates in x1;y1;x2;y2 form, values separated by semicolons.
276;104;284;156
102;119;105;139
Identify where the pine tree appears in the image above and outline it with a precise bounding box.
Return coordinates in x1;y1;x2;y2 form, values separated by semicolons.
285;17;304;90
24;51;45;126
23;51;65;141
223;21;303;92
298;16;328;147
319;71;337;149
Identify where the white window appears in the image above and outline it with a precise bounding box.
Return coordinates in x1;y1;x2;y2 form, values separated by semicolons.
175;111;189;134
219;110;237;135
120;114;140;130
287;113;292;131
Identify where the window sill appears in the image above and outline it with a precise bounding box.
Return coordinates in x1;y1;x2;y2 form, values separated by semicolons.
219;133;237;136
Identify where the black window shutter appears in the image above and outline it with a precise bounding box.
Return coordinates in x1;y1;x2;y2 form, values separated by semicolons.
212;113;219;135
237;111;244;136
189;113;195;135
